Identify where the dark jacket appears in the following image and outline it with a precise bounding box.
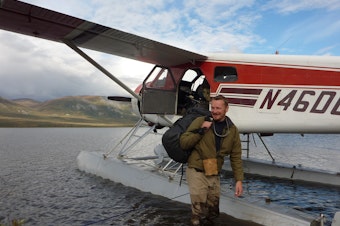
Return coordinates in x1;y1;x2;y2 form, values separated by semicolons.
180;116;244;181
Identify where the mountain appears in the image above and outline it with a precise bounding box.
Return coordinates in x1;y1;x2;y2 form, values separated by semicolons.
0;96;139;127
12;98;42;107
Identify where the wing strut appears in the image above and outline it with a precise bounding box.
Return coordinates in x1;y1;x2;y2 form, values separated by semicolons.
63;39;142;101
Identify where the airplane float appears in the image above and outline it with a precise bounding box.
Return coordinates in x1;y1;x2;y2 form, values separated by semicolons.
1;1;340;225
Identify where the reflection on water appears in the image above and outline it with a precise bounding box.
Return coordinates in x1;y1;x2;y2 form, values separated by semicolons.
240;133;340;173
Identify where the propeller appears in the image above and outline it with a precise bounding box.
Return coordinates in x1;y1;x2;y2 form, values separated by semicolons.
108;96;132;102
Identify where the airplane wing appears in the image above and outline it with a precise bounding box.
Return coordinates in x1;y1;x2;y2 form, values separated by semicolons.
0;0;207;66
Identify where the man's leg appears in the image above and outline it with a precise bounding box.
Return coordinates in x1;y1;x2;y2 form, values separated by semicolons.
186;167;209;225
206;176;220;220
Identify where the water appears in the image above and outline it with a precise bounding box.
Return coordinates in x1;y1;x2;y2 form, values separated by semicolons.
241;133;340;173
0;128;339;226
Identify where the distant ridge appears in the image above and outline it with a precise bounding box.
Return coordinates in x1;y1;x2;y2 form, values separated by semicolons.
0;96;139;127
12;98;42;107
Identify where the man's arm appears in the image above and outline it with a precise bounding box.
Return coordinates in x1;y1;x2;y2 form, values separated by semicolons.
180;117;206;150
229;127;244;183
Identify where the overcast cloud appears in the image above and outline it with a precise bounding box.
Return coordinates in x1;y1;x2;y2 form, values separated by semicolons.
0;0;339;101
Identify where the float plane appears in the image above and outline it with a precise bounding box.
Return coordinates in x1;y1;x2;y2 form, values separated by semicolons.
1;1;339;225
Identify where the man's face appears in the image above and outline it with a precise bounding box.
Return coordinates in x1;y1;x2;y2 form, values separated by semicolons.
211;99;228;122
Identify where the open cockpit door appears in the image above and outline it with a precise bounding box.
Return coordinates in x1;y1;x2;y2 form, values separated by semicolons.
141;66;177;114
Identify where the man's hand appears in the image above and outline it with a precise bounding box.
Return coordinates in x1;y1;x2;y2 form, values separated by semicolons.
201;121;212;129
234;181;243;197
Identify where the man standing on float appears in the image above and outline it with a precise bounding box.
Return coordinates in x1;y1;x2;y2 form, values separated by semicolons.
180;95;244;225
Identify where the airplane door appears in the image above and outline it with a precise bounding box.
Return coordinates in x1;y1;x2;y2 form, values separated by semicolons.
141;66;177;114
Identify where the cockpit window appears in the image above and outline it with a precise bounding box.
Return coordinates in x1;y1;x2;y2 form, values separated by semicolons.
181;69;203;91
214;66;238;82
144;66;175;90
177;69;210;115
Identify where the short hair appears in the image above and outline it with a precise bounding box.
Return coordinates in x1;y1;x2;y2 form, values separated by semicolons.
211;95;229;107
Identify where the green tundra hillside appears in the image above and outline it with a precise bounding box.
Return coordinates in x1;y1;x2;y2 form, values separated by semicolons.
0;96;139;127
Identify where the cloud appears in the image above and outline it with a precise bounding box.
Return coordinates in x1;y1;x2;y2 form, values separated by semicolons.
0;30;151;101
1;0;339;101
263;0;340;14
271;9;340;55
20;0;262;53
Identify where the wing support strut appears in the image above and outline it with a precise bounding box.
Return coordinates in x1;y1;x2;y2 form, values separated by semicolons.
63;39;142;101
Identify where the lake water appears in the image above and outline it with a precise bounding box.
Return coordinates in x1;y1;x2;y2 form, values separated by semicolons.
0;128;339;226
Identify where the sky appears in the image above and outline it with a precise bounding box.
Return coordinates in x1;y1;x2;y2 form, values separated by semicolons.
1;0;340;101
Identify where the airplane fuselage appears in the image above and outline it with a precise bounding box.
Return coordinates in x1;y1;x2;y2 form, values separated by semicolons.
203;54;340;133
139;54;340;133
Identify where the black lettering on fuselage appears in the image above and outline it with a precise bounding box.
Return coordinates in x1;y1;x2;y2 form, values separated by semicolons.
257;88;339;115
259;89;281;109
331;98;340;115
311;91;336;113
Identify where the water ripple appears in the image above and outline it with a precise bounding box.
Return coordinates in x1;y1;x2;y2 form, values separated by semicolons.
0;128;339;226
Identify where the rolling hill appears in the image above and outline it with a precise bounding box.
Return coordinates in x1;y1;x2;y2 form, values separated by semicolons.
0;96;139;127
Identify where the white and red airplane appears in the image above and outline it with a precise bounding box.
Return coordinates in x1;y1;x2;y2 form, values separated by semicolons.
1;0;339;135
1;1;340;225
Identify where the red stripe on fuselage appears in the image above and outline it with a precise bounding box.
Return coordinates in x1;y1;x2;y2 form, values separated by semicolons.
226;98;257;107
220;87;262;95
199;61;340;93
